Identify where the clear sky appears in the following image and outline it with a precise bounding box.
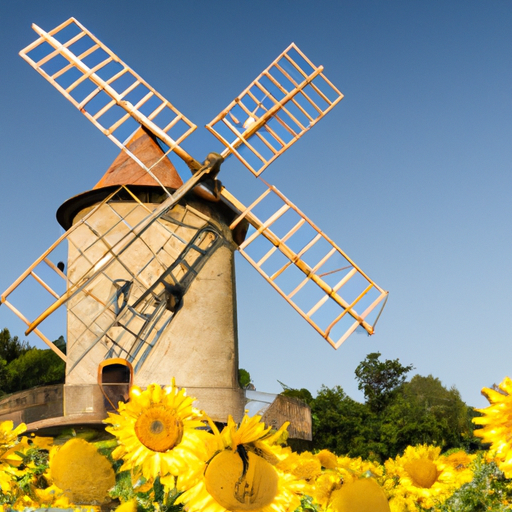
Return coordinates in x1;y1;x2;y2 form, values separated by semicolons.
0;1;511;408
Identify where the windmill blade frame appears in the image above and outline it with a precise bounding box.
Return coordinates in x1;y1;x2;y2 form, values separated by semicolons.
19;17;201;178
221;184;388;349
0;159;216;361
206;42;344;177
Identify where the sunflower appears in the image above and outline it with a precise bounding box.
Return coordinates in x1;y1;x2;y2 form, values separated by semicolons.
0;465;17;494
33;484;74;509
49;438;116;505
383;445;474;511
176;414;303;512
329;476;390;512
104;380;208;485
473;376;512;477
0;421;26;450
300;451;384;510
277;450;322;483
0;421;28;468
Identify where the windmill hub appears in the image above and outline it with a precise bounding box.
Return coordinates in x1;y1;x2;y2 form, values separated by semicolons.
192;152;224;202
201;152;224;178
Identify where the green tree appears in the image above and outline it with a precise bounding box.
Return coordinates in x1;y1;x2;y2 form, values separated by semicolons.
0;328;30;363
308;355;477;461
238;368;252;389
377;391;451;458
6;345;65;393
400;374;480;451
279;380;314;406
311;385;371;457
354;352;414;412
0;332;66;395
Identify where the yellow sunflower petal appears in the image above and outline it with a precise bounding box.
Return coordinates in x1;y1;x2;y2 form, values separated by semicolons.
50;438;115;505
473;376;512;476
330;477;390;512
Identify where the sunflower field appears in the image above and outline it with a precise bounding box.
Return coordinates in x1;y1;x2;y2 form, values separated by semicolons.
1;377;512;512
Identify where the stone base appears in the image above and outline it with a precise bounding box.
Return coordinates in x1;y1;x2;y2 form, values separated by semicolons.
0;384;310;439
0;383;246;432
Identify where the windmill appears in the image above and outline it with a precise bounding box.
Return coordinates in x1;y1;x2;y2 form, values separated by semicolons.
0;18;388;434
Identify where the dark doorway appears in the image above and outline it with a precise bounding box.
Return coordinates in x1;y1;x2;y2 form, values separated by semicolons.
98;358;133;411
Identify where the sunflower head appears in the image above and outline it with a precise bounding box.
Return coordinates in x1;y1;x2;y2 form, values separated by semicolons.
442;451;475;471
50;438;115;505
404;458;440;488
383;444;474;510
205;449;279;511
134;404;183;452
473;377;512;477
316;449;338;470
176;414;301;512
104;380;208;482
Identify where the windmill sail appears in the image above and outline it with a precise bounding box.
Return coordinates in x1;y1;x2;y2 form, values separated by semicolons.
19;17;200;176
0;183;229;372
221;184;388;349
206;43;344;177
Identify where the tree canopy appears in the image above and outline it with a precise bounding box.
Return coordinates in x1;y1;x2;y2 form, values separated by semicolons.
0;328;30;363
354;351;414;412
0;329;66;396
281;352;482;461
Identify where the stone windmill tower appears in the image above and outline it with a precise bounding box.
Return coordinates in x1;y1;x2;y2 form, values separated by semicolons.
55;127;248;422
0;18;388;433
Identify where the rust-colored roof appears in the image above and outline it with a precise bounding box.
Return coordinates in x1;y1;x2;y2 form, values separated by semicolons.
93;127;183;190
56;127;183;230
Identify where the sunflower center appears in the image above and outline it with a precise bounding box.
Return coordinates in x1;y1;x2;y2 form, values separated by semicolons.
404;459;439;488
150;420;164;434
134;405;183;452
205;449;278;511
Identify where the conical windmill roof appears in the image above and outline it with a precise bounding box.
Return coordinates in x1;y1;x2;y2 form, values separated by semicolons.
93;127;183;190
56;127;183;229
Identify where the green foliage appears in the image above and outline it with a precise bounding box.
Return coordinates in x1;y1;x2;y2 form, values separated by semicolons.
354;352;414;412
16;444;50;496
238;368;252;389
402;375;480;451
311;385;373;458
0;329;66;395
53;335;66;355
280;383;314;407
110;471;184;511
302;353;480;462
295;495;321;512
0;328;30;363
437;454;512;511
6;347;65;393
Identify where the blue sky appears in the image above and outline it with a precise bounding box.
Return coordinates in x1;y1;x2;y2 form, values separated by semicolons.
0;1;511;408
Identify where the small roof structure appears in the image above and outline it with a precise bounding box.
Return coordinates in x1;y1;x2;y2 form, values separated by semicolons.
56;127;183;230
93;127;183;190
